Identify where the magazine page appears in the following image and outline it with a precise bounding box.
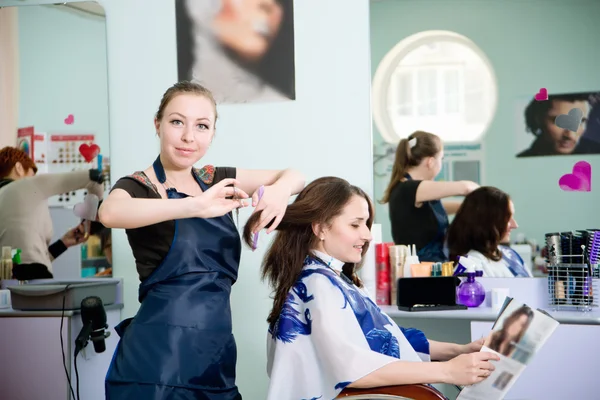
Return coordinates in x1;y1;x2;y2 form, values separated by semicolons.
457;298;559;400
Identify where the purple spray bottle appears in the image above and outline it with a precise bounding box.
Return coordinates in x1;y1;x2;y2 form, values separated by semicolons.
456;256;486;308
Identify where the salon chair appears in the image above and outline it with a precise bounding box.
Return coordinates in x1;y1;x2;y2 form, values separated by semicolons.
337;384;447;400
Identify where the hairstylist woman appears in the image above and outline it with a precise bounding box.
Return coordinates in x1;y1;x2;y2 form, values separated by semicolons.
99;81;305;400
0;147;104;280
380;131;479;262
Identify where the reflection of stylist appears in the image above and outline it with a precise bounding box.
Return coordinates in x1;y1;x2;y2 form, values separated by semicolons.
380;131;479;262
0;147;104;280
488;306;534;357
518;93;600;157
177;0;294;103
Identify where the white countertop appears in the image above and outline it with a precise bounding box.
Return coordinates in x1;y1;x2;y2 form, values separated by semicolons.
0;302;123;317
381;305;600;325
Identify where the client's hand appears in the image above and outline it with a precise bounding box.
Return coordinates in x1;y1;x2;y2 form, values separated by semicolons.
62;222;88;247
443;352;500;386
462;337;486;354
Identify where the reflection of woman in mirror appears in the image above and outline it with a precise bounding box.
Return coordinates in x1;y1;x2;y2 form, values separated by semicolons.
0;147;104;280
488;306;534;357
380;131;479;262
517;93;600;157
447;187;531;277
176;0;295;103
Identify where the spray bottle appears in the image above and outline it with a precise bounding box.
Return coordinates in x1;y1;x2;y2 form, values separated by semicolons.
456;256;486;307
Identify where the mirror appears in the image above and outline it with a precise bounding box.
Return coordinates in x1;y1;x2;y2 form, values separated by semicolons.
1;2;112;278
369;2;600;279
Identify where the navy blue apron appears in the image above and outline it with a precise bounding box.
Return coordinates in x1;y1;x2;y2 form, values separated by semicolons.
105;157;242;400
405;174;449;262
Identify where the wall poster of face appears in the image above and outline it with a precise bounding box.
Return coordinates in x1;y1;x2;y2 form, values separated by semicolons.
175;0;296;104
516;91;600;158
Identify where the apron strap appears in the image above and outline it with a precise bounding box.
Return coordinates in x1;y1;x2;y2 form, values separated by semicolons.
153;156;167;184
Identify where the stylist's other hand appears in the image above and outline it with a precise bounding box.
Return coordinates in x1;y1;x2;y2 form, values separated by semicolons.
191;178;249;219
250;184;290;234
86;181;105;200
443;352;499;386
461;180;480;195
62;222;88;247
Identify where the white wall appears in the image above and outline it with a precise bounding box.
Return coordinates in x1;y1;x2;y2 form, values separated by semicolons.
0;0;373;397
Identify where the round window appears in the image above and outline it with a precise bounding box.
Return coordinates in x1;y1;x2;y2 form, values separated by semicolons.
372;30;498;144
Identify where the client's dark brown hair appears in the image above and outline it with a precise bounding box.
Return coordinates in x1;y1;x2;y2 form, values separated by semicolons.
446;186;512;262
243;177;374;328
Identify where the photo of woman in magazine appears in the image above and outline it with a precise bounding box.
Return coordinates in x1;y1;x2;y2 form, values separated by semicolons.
487;305;534;358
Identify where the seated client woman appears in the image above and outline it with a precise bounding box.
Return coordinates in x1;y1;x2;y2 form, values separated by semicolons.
244;177;499;400
446;186;531;277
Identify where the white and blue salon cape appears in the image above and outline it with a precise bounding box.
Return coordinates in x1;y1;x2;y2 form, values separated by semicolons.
266;252;431;400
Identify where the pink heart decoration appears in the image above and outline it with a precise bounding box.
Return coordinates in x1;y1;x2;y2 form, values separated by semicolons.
558;161;591;192
534;88;548;101
79;143;101;163
73;194;100;220
64;114;75;125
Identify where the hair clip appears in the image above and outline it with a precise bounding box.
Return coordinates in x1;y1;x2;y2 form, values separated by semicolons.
251;185;265;251
408;137;417;148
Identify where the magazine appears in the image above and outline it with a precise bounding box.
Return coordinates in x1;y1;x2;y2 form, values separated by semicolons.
457;297;559;400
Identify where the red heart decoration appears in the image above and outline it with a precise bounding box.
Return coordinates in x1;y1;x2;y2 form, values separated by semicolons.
64;114;75;125
79;144;101;163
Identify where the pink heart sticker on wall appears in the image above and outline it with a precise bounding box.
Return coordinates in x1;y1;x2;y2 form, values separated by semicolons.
534;88;548;101
558;161;591;192
64;114;75;125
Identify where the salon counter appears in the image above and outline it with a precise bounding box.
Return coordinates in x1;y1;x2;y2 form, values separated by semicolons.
386;277;597;400
382;305;600;325
0;302;123;317
0;279;124;400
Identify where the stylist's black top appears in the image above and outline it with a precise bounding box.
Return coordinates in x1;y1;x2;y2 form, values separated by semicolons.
388;176;449;262
110;166;236;281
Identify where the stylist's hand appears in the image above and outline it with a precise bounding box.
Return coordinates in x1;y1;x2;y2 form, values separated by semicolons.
250;184;290;234
61;222;88;247
86;181;105;200
443;352;499;386
461;180;480;195
192;178;249;219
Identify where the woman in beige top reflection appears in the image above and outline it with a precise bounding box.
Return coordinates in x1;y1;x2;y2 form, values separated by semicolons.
176;0;295;103
488;306;534;357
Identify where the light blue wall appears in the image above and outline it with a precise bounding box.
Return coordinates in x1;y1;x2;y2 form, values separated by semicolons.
18;5;109;155
371;0;600;245
0;0;374;398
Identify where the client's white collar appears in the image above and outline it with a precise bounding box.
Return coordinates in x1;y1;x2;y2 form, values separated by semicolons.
311;250;345;272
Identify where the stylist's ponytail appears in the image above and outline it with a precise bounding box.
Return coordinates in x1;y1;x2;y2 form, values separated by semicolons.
380;131;442;204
